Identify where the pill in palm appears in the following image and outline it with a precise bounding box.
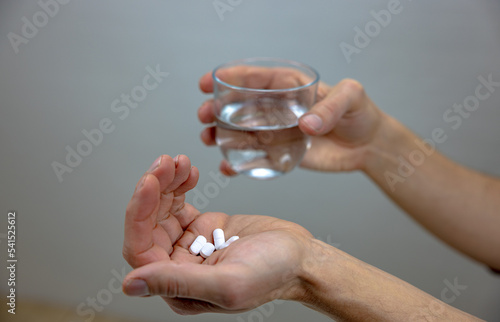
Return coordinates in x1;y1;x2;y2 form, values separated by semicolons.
200;242;216;258
213;228;225;250
189;235;207;255
218;236;239;250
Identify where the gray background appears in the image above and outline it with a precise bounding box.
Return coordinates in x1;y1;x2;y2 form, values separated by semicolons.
1;0;500;321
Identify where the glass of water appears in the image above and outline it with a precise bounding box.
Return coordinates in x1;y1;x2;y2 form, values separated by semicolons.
213;57;319;180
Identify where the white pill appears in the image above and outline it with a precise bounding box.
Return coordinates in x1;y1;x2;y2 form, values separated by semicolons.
213;228;226;250
200;242;215;258
218;236;239;250
189;235;207;255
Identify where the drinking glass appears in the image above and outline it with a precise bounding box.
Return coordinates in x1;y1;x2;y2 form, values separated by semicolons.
213;57;319;180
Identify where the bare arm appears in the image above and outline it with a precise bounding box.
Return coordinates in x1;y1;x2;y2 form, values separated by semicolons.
295;238;482;321
363;114;500;270
122;154;486;320
287;76;500;270
195;72;498;319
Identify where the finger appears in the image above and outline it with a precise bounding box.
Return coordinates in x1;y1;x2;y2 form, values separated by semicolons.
171;166;203;232
200;126;216;146
316;80;332;101
214;66;298;89
164;155;191;193
220;160;237;177
124;174;159;250
168;213;228;265
267;68;311;89
157;157;201;244
164;211;228;264
124;174;167;267
199;67;326;127
151;155;187;246
199;71;214;93
201;66;277;92
174;212;228;248
198;99;216;124
122;261;234;306
148;155;176;192
154;155;195;216
299;79;365;136
205;65;318;91
175;166;200;195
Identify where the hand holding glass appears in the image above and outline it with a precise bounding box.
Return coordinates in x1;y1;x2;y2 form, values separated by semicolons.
213;58;319;180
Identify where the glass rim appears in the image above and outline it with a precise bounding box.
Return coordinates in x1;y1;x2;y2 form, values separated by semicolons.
212;57;320;93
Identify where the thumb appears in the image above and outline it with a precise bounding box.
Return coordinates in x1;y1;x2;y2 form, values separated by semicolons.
122;260;228;301
299;79;364;136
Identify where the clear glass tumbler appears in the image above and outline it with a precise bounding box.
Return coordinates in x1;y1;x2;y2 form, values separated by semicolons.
213;57;319;180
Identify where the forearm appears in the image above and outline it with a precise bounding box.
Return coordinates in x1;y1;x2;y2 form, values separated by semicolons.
362;114;500;269
295;239;481;321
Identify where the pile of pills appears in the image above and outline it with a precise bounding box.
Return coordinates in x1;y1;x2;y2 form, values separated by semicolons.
189;228;239;258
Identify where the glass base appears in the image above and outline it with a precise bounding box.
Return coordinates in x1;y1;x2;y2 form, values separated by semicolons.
239;168;285;180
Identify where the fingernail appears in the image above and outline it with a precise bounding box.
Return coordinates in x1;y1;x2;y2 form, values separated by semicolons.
124;279;150;297
148;156;162;172
301;114;323;132
174;155;180;167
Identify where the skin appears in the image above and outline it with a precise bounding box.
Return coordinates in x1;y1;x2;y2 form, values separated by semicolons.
122;154;314;314
122;67;499;320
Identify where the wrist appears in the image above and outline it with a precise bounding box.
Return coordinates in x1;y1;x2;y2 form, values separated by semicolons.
289;238;343;304
291;238;480;321
362;113;416;181
291;238;369;320
290;238;420;320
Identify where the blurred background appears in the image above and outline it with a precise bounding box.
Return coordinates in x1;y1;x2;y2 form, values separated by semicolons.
1;1;500;321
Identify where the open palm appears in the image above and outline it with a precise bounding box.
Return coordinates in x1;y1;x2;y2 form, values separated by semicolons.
123;154;313;314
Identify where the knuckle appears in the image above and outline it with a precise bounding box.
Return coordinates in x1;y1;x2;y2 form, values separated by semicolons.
158;276;179;298
316;95;343;120
339;78;366;100
121;247;128;260
121;246;131;263
323;95;342;113
340;78;364;92
121;247;138;268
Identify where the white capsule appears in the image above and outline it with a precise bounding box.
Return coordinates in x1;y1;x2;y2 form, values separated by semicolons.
218;236;239;250
213;228;226;250
189;235;207;255
200;242;215;258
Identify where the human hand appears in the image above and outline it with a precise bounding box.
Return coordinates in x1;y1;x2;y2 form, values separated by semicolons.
122;155;480;321
198;67;385;173
122;154;314;315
